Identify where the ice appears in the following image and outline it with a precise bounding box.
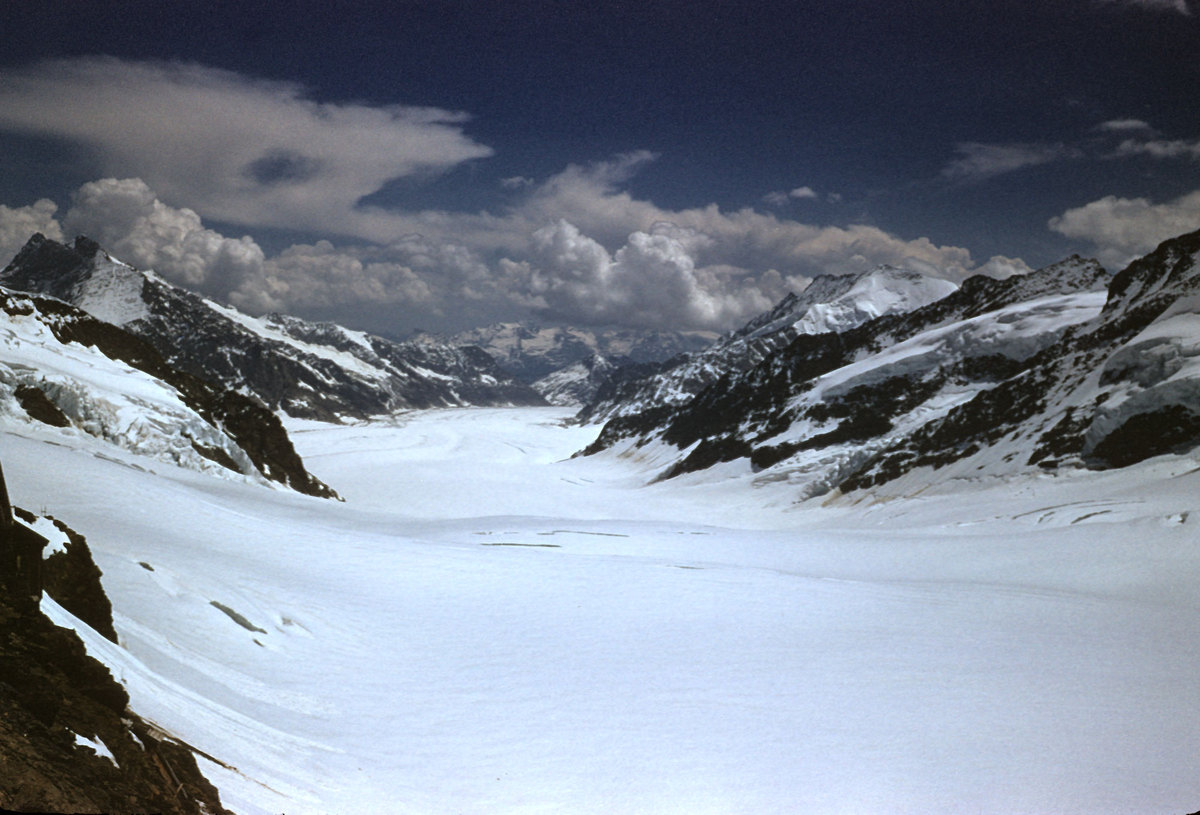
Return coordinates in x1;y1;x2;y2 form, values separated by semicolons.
6;406;1200;814
72;731;118;767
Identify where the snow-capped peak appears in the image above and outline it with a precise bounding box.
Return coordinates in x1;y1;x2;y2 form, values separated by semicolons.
788;266;959;336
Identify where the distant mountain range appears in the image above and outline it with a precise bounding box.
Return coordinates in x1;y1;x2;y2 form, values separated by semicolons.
410;322;718;384
1;235;544;423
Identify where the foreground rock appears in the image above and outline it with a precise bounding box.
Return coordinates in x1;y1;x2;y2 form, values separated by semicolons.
0;474;229;814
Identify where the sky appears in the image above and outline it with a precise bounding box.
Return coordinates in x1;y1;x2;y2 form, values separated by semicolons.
0;0;1198;335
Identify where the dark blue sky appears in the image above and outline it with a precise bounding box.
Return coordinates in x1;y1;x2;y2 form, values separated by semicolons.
1;0;1198;332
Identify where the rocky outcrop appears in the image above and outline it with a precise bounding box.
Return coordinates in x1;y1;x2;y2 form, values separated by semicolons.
0;465;228;814
0;595;230;815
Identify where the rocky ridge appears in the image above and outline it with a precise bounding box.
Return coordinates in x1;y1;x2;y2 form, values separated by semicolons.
0;280;336;498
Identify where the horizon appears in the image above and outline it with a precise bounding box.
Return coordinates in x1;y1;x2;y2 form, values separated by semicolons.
1;0;1198;335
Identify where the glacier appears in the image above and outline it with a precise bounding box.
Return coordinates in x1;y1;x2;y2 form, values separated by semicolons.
6;405;1199;814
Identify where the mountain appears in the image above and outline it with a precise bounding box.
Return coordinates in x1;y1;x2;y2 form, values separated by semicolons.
580;251;1124;499
579;265;960;423
0;282;336;498
531;353;630;406
1;235;545;422
414;321;719;383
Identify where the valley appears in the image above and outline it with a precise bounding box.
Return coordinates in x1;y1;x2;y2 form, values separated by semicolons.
6;407;1199;814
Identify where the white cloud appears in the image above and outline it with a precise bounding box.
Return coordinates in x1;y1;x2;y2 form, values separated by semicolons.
1097;118;1155;133
764;186;818;206
1048;190;1200;268
231;241;433;314
0;199;64;265
0;57;492;239
1113;137;1200;160
512;219;776;330
1099;0;1190;13
3;151;995;333
62;177;265;294
941;142;1080;181
974;255;1035;279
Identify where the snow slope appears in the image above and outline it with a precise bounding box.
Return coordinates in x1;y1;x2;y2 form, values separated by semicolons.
5;407;1200;814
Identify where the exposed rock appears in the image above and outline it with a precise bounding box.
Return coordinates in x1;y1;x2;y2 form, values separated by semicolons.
14;384;70;428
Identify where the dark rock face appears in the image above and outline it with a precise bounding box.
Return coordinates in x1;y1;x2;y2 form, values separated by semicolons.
0;504;228;815
14;508;119;644
2;234;545;422
0;597;230;815
14;384;71;428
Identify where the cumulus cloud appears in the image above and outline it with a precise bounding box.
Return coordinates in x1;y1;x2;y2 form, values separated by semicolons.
2;155;995;333
941;142;1080;181
510;219;776;330
1048;190;1200;268
232;241;433;314
62;177;265;295
0;199;63;265
510;153;980;290
974;255;1035;279
0;57;492;239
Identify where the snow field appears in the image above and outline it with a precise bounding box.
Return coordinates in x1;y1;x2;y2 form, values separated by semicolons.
6;407;1200;813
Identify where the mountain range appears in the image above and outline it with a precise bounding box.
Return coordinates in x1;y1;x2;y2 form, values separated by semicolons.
575;238;1200;501
578;265;960;423
1;235;545;424
411;321;718;384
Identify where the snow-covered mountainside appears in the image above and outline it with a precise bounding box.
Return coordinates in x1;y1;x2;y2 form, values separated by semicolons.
0;285;335;498
1;235;544;422
579;264;960;423
531;353;630;406
415;321;718;383
583;252;1119;498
